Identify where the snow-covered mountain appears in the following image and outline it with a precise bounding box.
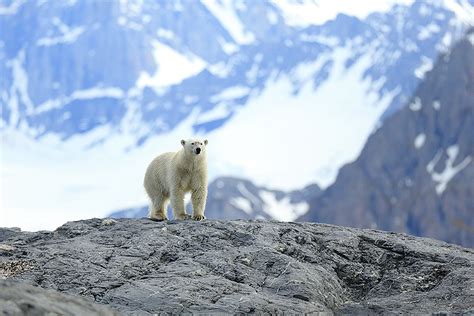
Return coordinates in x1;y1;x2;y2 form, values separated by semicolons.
1;0;473;230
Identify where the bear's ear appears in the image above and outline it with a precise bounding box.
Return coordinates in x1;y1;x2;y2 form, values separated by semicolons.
181;139;185;146
204;139;208;145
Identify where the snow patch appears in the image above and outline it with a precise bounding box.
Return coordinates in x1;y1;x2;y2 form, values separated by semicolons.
426;150;442;174
61;112;71;121
414;133;426;149
267;10;278;24
442;0;474;24
404;40;419;53
468;33;474;46
184;95;199;105
218;37;239;54
142;15;151;24
208;62;233;78
433;100;441;110
414;57;433;79
237;182;261;206
37;27;85;46
230;197;252;214
418;3;431;16
35;87;125;114
210;86;250;102
6;50;34;121
259;191;308;222
0;0;26;15
136;41;206;89
246;54;263;84
71;87;124;100
195;103;231;124
427;146;472;195
409;97;422;111
441;32;453;49
299;34;339;46
12;51;34;114
157;28;174;40
291;55;330;87
418;23;441;41
37;17;85;46
201;0;255;44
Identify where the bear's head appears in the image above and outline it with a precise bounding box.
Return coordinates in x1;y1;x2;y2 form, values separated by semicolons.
181;139;208;156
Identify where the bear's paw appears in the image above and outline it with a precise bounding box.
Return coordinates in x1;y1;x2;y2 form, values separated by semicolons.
192;215;206;221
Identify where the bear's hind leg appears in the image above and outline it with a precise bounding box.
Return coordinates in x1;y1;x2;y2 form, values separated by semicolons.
149;194;168;221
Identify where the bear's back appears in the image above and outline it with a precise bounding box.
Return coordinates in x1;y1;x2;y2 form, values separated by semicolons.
144;152;176;187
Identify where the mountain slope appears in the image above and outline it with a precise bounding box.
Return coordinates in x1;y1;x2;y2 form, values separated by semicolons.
299;30;474;248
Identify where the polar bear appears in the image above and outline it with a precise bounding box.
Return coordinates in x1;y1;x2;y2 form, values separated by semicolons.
144;139;208;221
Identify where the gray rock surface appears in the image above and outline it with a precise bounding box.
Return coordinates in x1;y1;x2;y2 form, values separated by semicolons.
1;219;473;314
0;279;118;316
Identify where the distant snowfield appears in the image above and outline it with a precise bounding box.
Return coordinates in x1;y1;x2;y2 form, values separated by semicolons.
208;46;396;189
1;45;396;231
271;0;415;27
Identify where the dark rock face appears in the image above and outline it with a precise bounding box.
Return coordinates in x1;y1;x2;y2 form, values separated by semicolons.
110;176;321;221
0;279;118;316
1;219;473;314
300;31;474;248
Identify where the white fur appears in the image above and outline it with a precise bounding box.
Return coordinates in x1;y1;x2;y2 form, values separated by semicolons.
144;139;208;221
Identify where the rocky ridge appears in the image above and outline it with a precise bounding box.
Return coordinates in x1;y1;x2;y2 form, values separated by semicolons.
1;219;473;314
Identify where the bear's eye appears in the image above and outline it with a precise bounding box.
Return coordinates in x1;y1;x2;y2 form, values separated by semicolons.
191;142;194;145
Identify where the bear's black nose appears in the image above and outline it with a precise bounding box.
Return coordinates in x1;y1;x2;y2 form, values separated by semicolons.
195;148;201;154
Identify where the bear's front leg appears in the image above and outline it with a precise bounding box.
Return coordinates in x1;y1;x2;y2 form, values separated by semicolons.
170;189;188;220
191;188;207;221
